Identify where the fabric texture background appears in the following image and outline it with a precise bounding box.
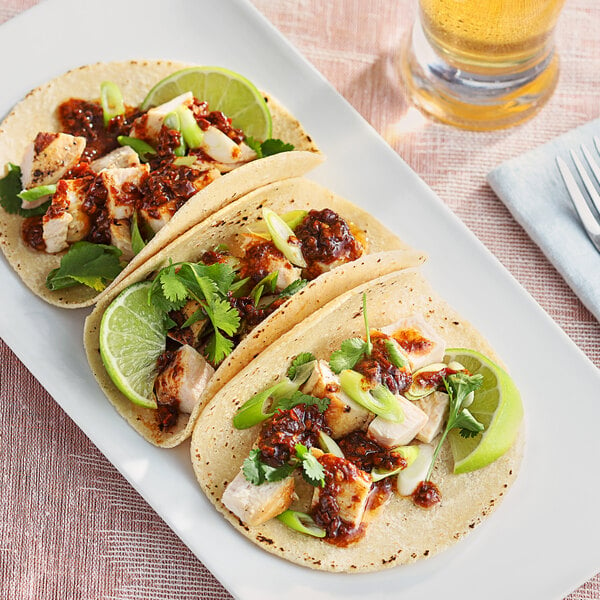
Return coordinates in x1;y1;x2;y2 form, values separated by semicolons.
1;0;598;598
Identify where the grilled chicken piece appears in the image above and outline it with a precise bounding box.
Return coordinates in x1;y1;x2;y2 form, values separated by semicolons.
20;132;86;208
222;470;294;527
311;451;372;528
167;300;208;347
90;146;141;172
302;360;371;439
42;178;92;253
129;92;194;144
238;234;302;292
101;164;149;260
413;391;449;443
379;315;446;371
138;166;220;234
42;207;72;254
367;396;429;448
154;345;215;415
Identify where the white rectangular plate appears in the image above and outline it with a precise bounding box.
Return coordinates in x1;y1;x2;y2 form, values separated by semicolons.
1;1;599;599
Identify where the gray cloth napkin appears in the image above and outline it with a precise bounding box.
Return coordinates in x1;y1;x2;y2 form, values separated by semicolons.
487;119;600;322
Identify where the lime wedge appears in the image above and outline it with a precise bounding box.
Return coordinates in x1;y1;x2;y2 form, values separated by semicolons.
99;281;166;409
444;348;523;474
140;66;272;141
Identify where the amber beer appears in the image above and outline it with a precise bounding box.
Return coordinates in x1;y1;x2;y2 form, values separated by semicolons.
419;0;565;69
400;0;566;129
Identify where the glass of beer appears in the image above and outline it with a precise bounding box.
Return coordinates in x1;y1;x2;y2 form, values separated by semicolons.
400;0;565;130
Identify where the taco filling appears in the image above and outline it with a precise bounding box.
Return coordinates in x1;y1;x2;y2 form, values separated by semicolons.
1;80;293;291
222;298;521;547
102;206;366;431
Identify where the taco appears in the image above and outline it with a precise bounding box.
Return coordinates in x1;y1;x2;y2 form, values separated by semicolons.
190;268;524;572
0;60;322;308
84;177;425;447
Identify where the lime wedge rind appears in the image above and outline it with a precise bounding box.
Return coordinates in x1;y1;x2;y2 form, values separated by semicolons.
140;66;272;141
445;347;523;474
99;281;166;410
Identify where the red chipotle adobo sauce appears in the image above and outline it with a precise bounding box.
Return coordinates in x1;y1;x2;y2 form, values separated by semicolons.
295;208;363;280
354;332;412;394
59;99;136;161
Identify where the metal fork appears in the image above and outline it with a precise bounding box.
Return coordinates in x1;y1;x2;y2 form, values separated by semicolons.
556;136;600;254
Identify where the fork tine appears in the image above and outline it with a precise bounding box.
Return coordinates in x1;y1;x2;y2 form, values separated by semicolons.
580;144;600;215
556;157;600;249
594;135;600;156
575;144;600;215
569;150;600;219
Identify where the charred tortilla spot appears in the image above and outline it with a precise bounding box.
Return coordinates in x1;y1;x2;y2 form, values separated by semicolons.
257;535;274;545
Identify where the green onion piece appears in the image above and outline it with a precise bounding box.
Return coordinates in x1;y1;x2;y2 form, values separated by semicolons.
130;213;146;256
282;209;308;230
250;270;279;305
173;156;197;167
175;105;204;149
117;136;157;163
100;81;125;127
318;431;344;458
362;293;372;355
164;111;187;156
276;510;326;538
339;369;404;422
405;362;448;400
233;379;296;429
262;207;307;268
371;445;419;481
289;360;315;387
247;210;309;240
384;338;409;369
18;184;57;202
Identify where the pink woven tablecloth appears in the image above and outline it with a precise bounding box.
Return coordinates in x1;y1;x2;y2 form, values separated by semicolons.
1;0;599;598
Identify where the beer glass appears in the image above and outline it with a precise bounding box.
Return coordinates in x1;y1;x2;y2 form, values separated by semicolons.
400;0;565;130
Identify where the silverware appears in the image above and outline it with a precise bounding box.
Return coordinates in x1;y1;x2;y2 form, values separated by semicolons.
556;137;600;254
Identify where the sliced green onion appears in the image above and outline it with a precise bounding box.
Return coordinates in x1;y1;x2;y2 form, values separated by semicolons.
175;105;204;149
250;270;279;305
289;360;315;387
117;136;157;162
371;445;419;482
339;369;404;422
164;111;187;156
233;379;296;429
281;209;308;230
262;207;307;268
248;210;308;240
405;363;448;400
384;338;409;370
173;156;198;167
100;81;125;127
318;431;344;458
130;213;146;255
18;184;57;202
276;510;326;538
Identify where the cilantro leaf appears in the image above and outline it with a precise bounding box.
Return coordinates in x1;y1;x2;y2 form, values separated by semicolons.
274;391;329;413
260;138;295;157
245;137;295;159
329;338;369;374
45;242;123;291
205;330;234;365
425;372;485;482
295;444;325;487
158;264;188;303
0;163;50;217
287;352;316;378
242;449;264;485
242;448;295;485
